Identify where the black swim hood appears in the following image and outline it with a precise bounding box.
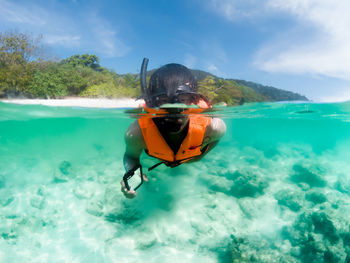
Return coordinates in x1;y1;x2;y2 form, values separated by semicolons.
147;63;198;103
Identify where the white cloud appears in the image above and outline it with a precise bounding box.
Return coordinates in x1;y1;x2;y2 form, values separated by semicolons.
0;0;82;48
208;0;266;20
88;15;131;57
0;0;46;25
44;35;81;46
317;87;350;103
207;0;350;81
256;0;350;80
205;63;227;77
0;0;130;58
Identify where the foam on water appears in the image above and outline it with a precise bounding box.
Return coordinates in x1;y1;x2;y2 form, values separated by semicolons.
1;101;350;262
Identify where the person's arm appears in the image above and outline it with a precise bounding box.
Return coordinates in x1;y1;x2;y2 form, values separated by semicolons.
189;117;226;162
121;120;146;198
203;117;226;147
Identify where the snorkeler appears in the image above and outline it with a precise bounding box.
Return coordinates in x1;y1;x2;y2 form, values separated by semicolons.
121;59;226;198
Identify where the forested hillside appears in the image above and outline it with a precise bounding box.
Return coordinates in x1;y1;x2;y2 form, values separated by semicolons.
0;32;308;105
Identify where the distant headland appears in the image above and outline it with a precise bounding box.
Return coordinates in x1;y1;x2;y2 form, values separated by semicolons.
0;32;307;106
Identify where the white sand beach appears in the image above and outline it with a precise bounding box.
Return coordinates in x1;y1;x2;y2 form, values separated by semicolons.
0;97;145;108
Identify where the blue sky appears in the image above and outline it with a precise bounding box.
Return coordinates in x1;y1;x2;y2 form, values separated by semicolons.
1;0;350;102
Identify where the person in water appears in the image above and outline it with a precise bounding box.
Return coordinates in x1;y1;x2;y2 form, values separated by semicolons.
121;60;226;198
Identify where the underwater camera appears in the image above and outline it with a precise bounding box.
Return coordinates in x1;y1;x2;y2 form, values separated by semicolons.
122;165;144;191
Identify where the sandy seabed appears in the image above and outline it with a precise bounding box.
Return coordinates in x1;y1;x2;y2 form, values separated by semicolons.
1;101;350;262
0;98;145;108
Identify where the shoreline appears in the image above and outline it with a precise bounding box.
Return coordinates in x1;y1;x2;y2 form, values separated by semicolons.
0;97;145;108
1;98;347;109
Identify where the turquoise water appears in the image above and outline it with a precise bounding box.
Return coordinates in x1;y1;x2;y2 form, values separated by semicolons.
1;101;350;262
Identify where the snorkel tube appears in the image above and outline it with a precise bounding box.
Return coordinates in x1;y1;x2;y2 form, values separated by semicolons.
140;58;149;101
140;58;167;115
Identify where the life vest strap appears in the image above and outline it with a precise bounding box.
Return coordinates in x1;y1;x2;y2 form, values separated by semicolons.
148;161;164;171
147;155;198;171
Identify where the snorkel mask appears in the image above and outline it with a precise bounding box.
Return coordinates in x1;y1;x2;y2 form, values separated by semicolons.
148;88;211;108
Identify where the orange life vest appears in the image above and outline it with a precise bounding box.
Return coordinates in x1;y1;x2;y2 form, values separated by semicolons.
138;114;212;166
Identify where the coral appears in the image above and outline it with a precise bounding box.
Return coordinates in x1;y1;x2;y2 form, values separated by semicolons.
290;164;327;188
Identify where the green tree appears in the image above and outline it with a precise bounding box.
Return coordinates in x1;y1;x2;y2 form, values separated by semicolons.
61;54;101;70
85;69;114;87
25;62;67;98
216;79;243;105
116;73;141;97
198;76;219;102
58;64;89;95
0;31;44;96
80;82;118;98
0;31;43;65
199;77;244;105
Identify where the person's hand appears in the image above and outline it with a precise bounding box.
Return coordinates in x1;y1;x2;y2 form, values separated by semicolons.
120;174;148;199
120;179;137;199
142;174;149;182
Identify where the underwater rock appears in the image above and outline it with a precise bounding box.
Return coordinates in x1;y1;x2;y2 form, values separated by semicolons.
334;175;350;196
15;216;49;235
104;207;143;224
263;147;279;158
0;196;14;207
86;200;104;217
207;176;234;195
274;190;304;212
30;195;45;209
228;235;297;263
52;172;68;183
0;229;17;241
205;237;240;263
225;170;269;198
5;214;19;219
37;186;46;197
290;164;327;188
292;212;339;244
135;233;157;250
298;183;311;191
53;161;75;183
341;232;350;248
299;235;330;262
311;212;339;244
305;191;327;204
281;211;345;262
73;184;94;199
0;190;14;207
59;161;72;175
